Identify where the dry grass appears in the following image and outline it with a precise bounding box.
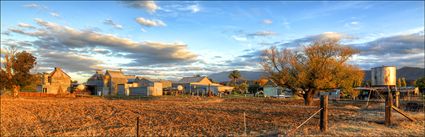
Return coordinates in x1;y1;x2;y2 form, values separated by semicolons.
0;96;423;136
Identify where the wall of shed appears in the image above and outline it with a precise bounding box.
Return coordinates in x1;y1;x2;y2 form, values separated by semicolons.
40;72;71;94
264;86;280;97
129;87;149;96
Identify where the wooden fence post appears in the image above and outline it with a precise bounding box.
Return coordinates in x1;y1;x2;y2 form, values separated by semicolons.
395;87;400;108
385;87;392;126
243;112;247;135
320;95;328;132
136;117;140;137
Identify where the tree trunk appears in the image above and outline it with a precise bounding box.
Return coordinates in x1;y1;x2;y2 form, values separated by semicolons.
12;85;20;97
303;90;316;106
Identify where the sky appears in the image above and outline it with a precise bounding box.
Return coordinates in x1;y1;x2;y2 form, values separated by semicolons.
1;1;424;82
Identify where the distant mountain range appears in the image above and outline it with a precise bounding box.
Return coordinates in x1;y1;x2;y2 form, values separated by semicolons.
209;67;424;82
208;71;267;82
364;67;424;81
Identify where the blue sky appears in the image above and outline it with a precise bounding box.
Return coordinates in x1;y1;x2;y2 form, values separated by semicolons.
1;1;424;82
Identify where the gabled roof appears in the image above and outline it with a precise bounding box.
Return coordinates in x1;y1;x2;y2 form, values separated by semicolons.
178;76;208;83
136;77;161;82
49;67;71;78
106;70;126;79
125;75;136;79
88;71;104;80
264;79;278;87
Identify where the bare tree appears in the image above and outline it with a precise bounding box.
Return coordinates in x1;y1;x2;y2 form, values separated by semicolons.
261;40;364;105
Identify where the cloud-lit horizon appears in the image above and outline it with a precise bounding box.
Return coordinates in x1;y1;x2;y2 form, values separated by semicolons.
1;1;424;82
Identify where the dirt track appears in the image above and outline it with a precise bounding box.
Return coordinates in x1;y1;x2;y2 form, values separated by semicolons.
1;96;424;136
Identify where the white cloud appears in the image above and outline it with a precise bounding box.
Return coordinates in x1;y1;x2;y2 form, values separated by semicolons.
247;31;277;37
23;3;46;9
283;20;290;29
103;19;123;29
123;1;159;13
344;21;360;29
187;4;200;13
232;35;247;42
7;18;197;67
319;32;353;41
23;3;60;17
263;19;273;24
135;17;166;27
160;2;202;14
18;23;35;29
50;12;60;17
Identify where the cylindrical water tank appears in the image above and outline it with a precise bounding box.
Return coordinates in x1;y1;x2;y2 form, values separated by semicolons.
177;85;183;91
371;66;396;86
76;84;86;90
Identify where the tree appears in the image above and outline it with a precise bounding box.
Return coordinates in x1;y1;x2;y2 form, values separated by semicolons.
0;47;37;96
261;40;364;105
411;80;417;87
248;82;260;94
401;77;407;87
415;77;425;91
238;82;249;94
228;70;241;86
20;73;42;92
257;77;269;86
397;78;402;88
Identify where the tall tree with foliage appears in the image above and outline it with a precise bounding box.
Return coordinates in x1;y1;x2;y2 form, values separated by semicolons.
261;40;364;105
397;78;402;88
0;47;37;96
238;82;249;94
228;70;241;86
401;77;407;87
415;77;425;91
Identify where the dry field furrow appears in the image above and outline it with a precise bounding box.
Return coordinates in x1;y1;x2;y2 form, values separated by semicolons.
1;96;424;136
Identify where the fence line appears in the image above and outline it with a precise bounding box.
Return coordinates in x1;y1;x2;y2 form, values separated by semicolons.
286;108;323;136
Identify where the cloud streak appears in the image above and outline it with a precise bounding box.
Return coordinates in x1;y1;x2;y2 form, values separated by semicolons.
135;17;166;27
247;30;277;37
23;3;60;17
263;19;273;24
123;1;159;13
6;18;197;67
103;19;123;29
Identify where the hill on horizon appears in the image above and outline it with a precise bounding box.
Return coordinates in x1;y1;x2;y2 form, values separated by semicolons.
208;71;267;82
209;67;424;82
364;66;424;81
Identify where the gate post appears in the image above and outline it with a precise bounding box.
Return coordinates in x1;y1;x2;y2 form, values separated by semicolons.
395;88;400;108
385;86;392;126
136;117;140;137
320;95;328;132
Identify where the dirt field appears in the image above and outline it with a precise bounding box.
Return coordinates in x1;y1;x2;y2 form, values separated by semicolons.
1;96;424;136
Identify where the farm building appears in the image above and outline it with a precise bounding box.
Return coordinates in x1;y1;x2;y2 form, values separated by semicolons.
128;77;163;96
37;67;72;94
356;86;420;100
173;76;233;95
86;70;164;96
104;70;128;95
263;80;293;98
86;70;130;96
86;70;107;95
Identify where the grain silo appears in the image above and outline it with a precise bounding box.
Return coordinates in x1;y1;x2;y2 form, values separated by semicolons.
371;66;396;86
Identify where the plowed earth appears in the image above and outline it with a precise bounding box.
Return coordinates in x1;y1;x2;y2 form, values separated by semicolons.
1;96;423;136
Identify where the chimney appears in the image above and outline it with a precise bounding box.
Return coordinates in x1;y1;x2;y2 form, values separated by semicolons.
96;69;103;74
43;73;49;84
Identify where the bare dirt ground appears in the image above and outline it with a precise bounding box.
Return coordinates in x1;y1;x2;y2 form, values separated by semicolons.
1;96;424;136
